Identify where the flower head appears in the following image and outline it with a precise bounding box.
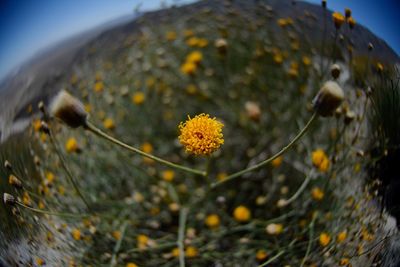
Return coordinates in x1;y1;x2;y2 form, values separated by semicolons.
332;12;345;29
233;205;251;222
205;214;220;228
319;232;331;246
178;113;224;155
313;81;344;117
312;149;330;172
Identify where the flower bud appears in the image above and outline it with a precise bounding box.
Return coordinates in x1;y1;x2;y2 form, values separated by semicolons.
38;101;45;113
368;43;374;51
215;38;228;55
245;101;261;122
330;64;341;79
8;175;22;189
3;193;15;205
40;121;50;135
4;160;12;171
49;90;88;128
313;81;344;117
344;110;356;124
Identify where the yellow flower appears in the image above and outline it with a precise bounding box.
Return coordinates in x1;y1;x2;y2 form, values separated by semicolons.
256;249;268;261
22;192;31;206
266;223;283;235
126;263;138;267
180;61;197;75
36;258;45;266
186;51;203;64
339;258;350;266
65;137;79;153
198;38;209;47
347;17;356;29
132;92;145;105
166;31;177;41
186;37;199;46
186;84;197;95
319;232;331;247
233;205;251;222
332;12;345;29
94;81;104;92
337;230;347;243
32;119;42;132
302;56;311;66
112;230;121;240
141;142;153;153
137;234;149;249
311;187;324;201
72;228;81;240
217;172;227;181
162;170;175;182
103;118;115;130
311;149;330;172
185;246;198;258
205;214;220;229
178;113;224;155
171;247;180;257
46;172;55;183
271;156;283;167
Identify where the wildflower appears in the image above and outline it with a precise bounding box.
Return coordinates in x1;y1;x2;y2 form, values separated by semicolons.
103;118;115;130
330;64;341;79
217;172;227;181
112;230;121;240
126;263;138;267
233;205;251;222
71;228;81;240
319;232;331;246
3;193;15;205
273;53;283;64
22;192;31;206
178;114;224;155
162;170;175;182
376;62;384;72
94;81;104;92
180;61;197;75
166;31;177;41
169;202;180;212
347;17;356;29
339;258;350;266
311;187;324;201
65;137;80;153
49;90;88;128
198;38;209;48
337;230;347;243
215;38;228;55
171;247;180;257
271;156;283;168
186;51;203;64
186;37;199;47
185;246;198;258
132;92;145;105
256;249;268;261
8;175;22;189
32;119;42;132
266;223;283;235
137;234;150;249
205;214;220;228
332;12;345;29
311;149;330;172
302;56;311;66
36;258;45;266
313;81;344;117
133;192;144;203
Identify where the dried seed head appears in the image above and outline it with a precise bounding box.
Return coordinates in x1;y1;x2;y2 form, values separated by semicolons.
244;101;261;122
4;160;12;171
3;193;15;205
38;101;45;113
368;43;374;51
313;81;345;117
49;90;88;128
330;64;341;79
344;110;356;124
8;175;22;189
215;38;228;55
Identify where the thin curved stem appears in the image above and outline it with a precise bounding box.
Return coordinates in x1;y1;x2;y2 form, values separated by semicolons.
281;173;311;207
211;113;317;188
49;132;91;210
16;201;90;218
300;215;316;267
110;221;128;267
84;121;206;177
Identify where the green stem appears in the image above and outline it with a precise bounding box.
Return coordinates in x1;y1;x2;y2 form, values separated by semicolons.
85;121;206;177
258;250;285;267
300;215;316;267
110;221;128;267
177;207;188;267
16;201;90;218
49;133;91;210
281;174;311;207
211;113;317;188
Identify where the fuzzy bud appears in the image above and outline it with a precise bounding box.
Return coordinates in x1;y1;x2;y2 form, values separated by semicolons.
313;81;345;117
49;90;88;128
8;175;22;189
3;193;15;205
330;64;341;79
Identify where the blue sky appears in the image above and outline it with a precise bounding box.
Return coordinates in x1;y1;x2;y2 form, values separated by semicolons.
0;0;399;80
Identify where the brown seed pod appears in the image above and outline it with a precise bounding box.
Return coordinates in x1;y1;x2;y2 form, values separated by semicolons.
313;81;345;117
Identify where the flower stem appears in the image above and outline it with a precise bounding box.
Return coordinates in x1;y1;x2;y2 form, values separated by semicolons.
84;121;206;177
110;221;128;267
177;207;188;267
281;173;311;207
16;201;90;218
300;214;317;267
211;113;317;188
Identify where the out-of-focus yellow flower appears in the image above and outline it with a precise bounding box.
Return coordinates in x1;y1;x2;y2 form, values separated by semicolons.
233;205;251;222
103;118;115;130
112;230;121;240
339;258;350;266
205;214;220;228
186;51;203;64
376;62;384;72
65;137;79;153
184;29;194;38
36;258;45;266
137;234;149;249
126;263;138;267
186;84;197;95
178;113;224;155
337;230;347;243
22;192;31;206
185;246;198;258
273;53;283;64
72;228;81;240
256;249;268;261
32;119;41;132
271;156;283;168
166;31;177;41
311;149;330;172
186;37;199;47
198;38;209;48
332;12;345;29
141;142;153;153
302;56;311;66
266;223;283;235
311;187;324;201
162;170;175;182
319;232;331;246
132;92;145;105
94;81;104;92
180;61;197;75
171;247;180;257
217;172;227;181
347;17;356;29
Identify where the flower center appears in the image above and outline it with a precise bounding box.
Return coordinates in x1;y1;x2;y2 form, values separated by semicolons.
194;131;204;139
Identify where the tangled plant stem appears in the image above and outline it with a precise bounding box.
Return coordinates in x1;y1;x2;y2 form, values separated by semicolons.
211;113;317;188
84;121;206;176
